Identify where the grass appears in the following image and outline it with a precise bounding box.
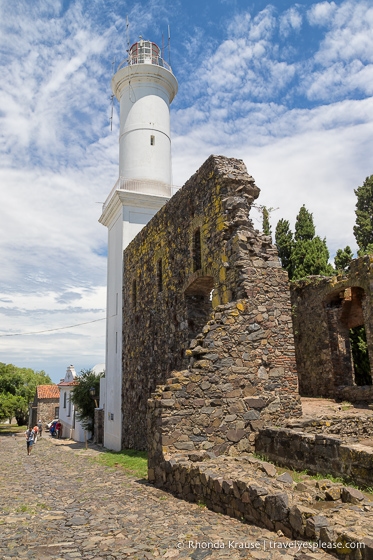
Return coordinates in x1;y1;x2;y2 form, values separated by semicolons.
0;424;27;434
93;448;148;479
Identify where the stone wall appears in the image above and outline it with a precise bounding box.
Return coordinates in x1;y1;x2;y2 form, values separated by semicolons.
256;427;373;488
123;155;301;450
30;400;59;427
291;257;373;400
149;452;373;557
94;408;104;445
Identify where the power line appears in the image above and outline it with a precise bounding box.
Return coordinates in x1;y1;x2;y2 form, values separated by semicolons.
0;317;106;337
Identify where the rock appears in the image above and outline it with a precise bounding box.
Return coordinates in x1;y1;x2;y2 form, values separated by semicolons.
341;487;365;504
325;486;341;501
277;472;293;485
305;515;329;539
264;493;289;521
260;462;277;477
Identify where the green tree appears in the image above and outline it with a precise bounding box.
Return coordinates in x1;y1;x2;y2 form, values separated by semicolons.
275;219;293;275
0;363;51;425
275;205;334;280
353;174;373;255
70;369;102;435
334;246;354;273
294;205;315;241
262;206;272;237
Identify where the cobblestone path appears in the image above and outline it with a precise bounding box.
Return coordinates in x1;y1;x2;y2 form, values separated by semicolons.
0;435;330;560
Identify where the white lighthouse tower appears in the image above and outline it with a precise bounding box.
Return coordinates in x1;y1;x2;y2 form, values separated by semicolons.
99;39;178;450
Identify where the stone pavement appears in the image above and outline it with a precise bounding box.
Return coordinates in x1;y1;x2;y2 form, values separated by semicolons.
0;434;331;560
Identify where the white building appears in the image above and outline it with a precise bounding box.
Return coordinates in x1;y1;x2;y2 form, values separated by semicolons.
58;364;105;442
58;365;86;442
99;39;178;450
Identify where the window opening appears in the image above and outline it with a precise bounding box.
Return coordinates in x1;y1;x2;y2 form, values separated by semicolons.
132;279;137;308
150;135;155;146
349;325;372;385
63;392;66;408
157;259;163;293
193;228;202;272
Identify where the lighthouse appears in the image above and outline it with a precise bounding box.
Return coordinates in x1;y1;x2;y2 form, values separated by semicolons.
99;39;178;451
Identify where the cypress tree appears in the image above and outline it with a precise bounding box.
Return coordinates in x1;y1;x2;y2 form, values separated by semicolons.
275;205;334;280
353;174;373;255
262;206;272;237
275;219;293;276
334;246;354;273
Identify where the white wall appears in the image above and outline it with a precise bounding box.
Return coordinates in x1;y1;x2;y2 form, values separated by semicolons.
102;192;168;450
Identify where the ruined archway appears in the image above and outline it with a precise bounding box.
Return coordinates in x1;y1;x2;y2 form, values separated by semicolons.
324;287;372;388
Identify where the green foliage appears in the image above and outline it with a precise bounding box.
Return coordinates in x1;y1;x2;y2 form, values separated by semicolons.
349;326;372;386
353;174;373;255
294;205;315;241
262;206;272;237
70;369;102;434
291;237;334;280
0;363;51;424
334;246;354;273
275;219;293;275
275;206;334;280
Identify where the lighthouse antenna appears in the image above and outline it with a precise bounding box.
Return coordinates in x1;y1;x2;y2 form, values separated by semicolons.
167;25;171;66
109;94;115;131
126;15;130;56
161;32;165;61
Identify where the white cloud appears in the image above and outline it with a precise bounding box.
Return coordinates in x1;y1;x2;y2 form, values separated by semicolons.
307;1;337;25
279;7;303;37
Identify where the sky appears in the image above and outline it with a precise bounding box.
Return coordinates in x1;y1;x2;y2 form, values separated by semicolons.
0;0;372;383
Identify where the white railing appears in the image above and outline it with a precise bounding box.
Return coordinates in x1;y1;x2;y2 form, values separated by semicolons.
102;177;179;212
117;55;173;73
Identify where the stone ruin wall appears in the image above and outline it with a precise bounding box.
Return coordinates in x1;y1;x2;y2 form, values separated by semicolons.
121;154;302;452
290;256;373;401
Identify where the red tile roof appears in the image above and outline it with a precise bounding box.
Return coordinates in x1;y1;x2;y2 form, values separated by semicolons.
58;381;79;387
36;385;60;399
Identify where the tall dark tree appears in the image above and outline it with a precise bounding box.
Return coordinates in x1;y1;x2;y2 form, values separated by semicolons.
275;205;334;280
70;369;102;435
262;206;272;237
294;205;315;241
353;174;373;255
275;219;293;275
334;246;354;273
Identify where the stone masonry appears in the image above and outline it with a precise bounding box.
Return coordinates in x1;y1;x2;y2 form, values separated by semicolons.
122;154;302;452
291;257;373;401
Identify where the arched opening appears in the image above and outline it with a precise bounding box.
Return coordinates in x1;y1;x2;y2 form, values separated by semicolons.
184;276;214;341
324;287;372;388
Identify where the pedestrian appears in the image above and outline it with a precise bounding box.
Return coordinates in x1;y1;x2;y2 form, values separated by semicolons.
33;425;39;443
55;420;62;439
37;419;43;438
25;427;35;456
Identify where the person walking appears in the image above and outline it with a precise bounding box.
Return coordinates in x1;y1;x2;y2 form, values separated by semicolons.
25;427;35;456
33;425;39;443
55;420;62;439
37;419;43;438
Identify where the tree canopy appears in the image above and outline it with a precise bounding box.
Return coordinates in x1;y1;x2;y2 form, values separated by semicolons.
0;363;51;425
334;246;354;273
353;174;373;256
261;206;272;237
70;369;102;435
275;205;334;280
